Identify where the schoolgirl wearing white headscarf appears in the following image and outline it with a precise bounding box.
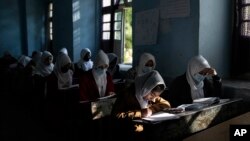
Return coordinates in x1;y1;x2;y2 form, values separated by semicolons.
136;53;156;76
168;55;222;107
33;51;54;77
92;50;109;97
135;70;166;109
53;53;73;89
77;48;93;71
112;70;171;120
126;53;156;80
186;55;211;100
79;50;115;101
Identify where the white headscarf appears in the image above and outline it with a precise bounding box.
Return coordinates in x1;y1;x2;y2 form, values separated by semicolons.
59;47;68;55
136;53;156;77
77;48;93;71
18;55;31;67
135;70;166;109
53;53;73;90
107;53;118;75
186;55;210;100
92;50;109;97
33;51;54;77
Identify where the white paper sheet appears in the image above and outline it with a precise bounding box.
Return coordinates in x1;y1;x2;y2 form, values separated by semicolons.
134;8;159;46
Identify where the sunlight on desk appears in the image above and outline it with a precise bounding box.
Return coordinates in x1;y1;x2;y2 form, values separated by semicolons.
183;112;250;141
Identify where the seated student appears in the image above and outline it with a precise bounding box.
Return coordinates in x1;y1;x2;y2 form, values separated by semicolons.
33;51;54;77
79;50;115;102
47;53;75;91
46;52;78;139
74;48;93;81
76;48;93;72
111;70;171;140
168;55;222;107
126;52;156;80
107;53;120;79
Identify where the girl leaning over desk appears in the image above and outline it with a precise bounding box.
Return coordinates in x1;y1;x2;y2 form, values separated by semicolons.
167;55;222;107
111;70;171;141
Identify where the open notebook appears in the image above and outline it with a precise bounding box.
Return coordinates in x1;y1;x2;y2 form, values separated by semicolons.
91;95;117;120
142;112;180;123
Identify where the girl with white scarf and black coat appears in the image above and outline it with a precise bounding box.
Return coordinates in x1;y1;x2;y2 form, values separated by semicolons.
168;55;222;107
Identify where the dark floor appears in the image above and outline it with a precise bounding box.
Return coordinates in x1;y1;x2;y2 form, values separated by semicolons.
0;91;49;141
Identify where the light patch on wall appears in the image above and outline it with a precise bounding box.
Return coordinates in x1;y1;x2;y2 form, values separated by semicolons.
72;1;80;22
73;28;81;48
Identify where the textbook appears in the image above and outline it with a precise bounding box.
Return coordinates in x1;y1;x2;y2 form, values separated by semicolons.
177;97;220;111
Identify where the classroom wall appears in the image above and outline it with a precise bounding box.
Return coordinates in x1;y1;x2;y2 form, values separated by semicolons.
133;0;232;79
53;0;100;62
0;0;47;58
53;0;74;59
72;0;100;62
199;0;233;78
133;0;199;79
26;0;47;56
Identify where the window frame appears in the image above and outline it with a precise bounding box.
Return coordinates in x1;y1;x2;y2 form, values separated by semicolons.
239;0;250;37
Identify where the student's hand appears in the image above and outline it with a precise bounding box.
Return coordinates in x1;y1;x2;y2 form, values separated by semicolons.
108;92;116;96
141;108;152;118
201;68;217;76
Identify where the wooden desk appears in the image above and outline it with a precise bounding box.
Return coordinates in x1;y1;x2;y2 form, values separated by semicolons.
183;112;250;141
141;99;245;141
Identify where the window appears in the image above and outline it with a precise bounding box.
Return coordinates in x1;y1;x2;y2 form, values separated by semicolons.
240;0;250;37
48;2;53;40
101;0;133;64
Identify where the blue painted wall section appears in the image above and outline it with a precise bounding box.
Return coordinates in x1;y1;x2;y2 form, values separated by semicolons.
26;0;47;56
72;0;100;62
133;0;200;79
199;0;233;78
0;0;23;58
53;0;73;59
0;0;47;58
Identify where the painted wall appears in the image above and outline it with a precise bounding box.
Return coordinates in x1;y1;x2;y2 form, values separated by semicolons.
26;0;47;56
53;0;73;59
133;0;200;79
199;0;233;78
72;0;100;62
0;0;23;58
0;0;47;58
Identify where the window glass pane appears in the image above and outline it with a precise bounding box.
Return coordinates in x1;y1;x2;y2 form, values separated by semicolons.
103;0;111;7
114;31;121;40
50;34;53;40
49;22;53;28
73;1;80;11
242;0;250;4
49;3;53;10
241;22;250;36
103;23;110;31
114;22;122;30
50;28;53;34
115;12;122;21
103;14;111;22
120;0;124;4
103;32;110;40
49;11;53;18
242;6;250;20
